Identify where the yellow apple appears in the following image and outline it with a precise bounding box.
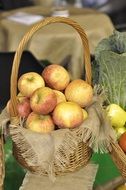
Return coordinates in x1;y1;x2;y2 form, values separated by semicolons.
115;126;126;139
116;184;126;190
18;72;45;97
30;87;57;115
106;104;126;128
52;101;83;129
53;90;66;105
42;64;70;91
26;112;55;133
65;79;93;108
82;108;88;121
17;92;27;103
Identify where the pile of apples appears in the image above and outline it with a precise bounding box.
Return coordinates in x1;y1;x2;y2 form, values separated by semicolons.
106;104;126;152
7;64;93;134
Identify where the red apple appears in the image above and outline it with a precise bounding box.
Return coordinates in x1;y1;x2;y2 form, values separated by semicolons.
26;112;55;133
42;64;70;91
6;93;29;116
17;98;31;118
119;132;126;152
30;87;57;115
65;79;93;107
52;101;83;129
53;90;66;105
18;72;45;97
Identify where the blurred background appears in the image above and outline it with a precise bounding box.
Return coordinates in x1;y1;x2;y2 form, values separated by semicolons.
0;0;126;30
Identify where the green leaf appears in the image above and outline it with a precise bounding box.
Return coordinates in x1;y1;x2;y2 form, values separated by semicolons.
95;30;126;59
97;51;126;110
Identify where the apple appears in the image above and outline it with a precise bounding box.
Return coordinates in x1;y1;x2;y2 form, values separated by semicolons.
7;97;31;118
65;79;93;108
17;98;31;118
106;104;126;128
53;90;66;105
30;87;57;115
17;92;27;103
52;101;83;129
82;108;88;121
18;72;45;97
116;184;126;190
42;64;70;91
115;126;126;139
26;112;55;133
6;93;29;116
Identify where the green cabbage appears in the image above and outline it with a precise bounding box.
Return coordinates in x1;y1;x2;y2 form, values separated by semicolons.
95;30;126;58
93;31;126;110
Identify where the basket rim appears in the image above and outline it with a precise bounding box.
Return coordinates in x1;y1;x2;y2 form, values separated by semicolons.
10;16;92;118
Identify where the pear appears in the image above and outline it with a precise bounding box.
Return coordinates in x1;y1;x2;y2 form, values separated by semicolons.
106;104;126;128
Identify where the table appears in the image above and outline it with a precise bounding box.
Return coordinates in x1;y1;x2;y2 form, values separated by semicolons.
0;6;114;79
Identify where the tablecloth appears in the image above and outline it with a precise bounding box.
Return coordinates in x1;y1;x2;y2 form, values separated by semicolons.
19;164;98;190
0;6;114;79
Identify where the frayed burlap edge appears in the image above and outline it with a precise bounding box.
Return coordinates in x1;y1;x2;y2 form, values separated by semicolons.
0;91;117;180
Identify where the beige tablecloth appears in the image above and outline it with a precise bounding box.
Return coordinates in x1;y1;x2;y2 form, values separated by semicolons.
19;164;98;190
0;6;114;79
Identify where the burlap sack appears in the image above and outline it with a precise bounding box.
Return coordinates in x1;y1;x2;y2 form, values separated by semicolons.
19;164;98;190
0;95;116;179
0;93;117;190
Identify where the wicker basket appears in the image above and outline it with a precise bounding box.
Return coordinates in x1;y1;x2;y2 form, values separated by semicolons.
0;135;5;190
110;140;126;179
9;17;92;176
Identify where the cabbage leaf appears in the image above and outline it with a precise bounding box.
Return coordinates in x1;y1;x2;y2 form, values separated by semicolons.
95;50;126;110
93;31;126;110
95;30;126;58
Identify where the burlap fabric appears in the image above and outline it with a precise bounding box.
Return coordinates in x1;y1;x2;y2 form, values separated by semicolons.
0;95;116;177
0;93;117;189
0;27;6;51
33;0;54;7
0;6;114;79
19;164;98;190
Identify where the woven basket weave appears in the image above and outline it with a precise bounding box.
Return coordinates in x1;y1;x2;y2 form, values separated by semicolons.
110;141;126;179
9;17;92;176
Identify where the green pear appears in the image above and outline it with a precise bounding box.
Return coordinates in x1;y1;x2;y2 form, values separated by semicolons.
106;104;126;128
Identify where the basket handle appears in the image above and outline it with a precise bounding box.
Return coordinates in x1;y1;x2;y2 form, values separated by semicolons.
10;16;92;117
